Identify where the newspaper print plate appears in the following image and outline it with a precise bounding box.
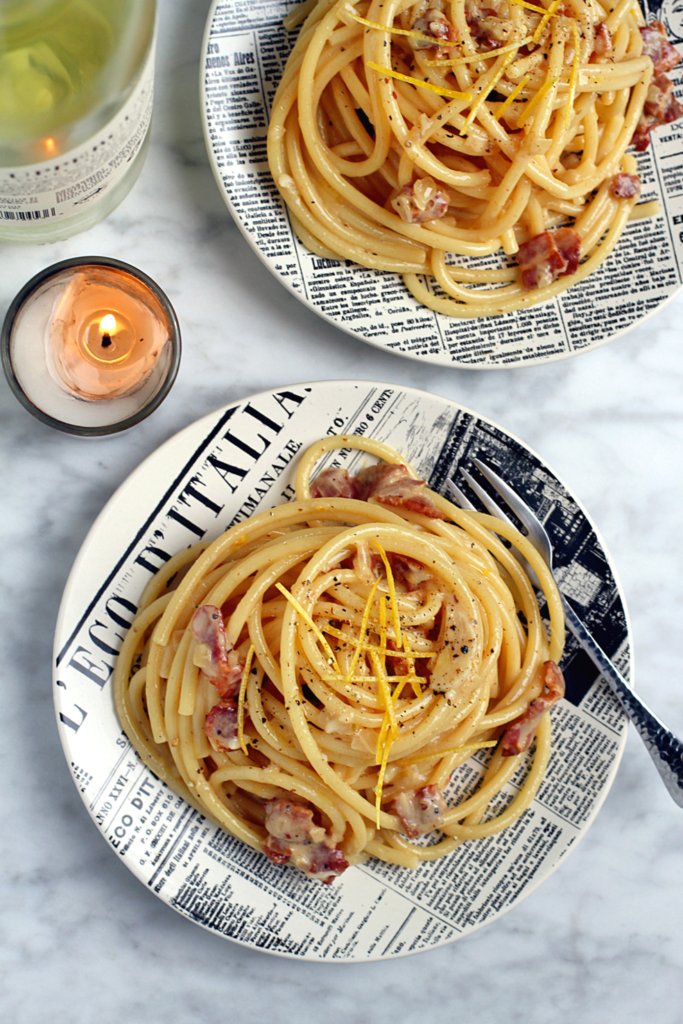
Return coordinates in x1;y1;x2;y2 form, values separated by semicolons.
201;0;683;369
54;381;630;960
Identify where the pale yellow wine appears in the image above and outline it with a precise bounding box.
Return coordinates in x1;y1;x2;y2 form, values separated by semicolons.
0;0;156;241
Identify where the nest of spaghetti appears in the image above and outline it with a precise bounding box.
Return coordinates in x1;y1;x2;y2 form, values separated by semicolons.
114;437;565;882
267;0;682;316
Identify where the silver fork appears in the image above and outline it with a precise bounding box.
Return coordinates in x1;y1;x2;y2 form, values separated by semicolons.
447;458;683;808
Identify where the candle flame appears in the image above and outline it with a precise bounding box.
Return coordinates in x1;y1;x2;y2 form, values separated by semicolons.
100;314;117;334
44;137;56;154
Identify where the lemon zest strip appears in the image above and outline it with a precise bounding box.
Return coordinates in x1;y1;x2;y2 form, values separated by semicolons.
516;74;558;127
375;732;395;828
366;61;473;101
372;541;402;648
345;8;446;47
275;582;341;672
532;0;562;43
344;579;380;681
401;634;424;699
494;74;531;120
237;644;255;756
322;623;434;657
460;50;517;136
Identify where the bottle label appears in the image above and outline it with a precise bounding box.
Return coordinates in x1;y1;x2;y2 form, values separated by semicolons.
0;41;155;225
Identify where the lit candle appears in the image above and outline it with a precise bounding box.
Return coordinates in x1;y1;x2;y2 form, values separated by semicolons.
2;257;181;435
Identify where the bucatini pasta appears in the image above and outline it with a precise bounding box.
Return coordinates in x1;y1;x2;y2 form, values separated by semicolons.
114;436;566;882
267;0;682;317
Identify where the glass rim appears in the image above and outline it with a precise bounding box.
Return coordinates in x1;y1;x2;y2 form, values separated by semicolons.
1;255;182;437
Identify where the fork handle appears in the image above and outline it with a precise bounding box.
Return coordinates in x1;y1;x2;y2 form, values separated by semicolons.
562;596;683;808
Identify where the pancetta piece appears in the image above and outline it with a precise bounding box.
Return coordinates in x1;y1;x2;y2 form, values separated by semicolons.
394;784;448;838
501;660;565;756
592;22;613;58
517;228;581;290
466;4;513;49
311;462;445;518
632;73;683;151
191;605;244;699
262;798;349;882
264;798;326;845
632;23;683;151
411;8;457;48
610;173;641;199
204;700;240;752
392;177;450;225
354;463;446;519
640;20;681;76
310;466;355;498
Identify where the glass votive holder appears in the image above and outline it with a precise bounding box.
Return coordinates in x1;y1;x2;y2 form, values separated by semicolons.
1;256;181;436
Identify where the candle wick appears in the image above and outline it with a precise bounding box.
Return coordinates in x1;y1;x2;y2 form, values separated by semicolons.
101;333;112;348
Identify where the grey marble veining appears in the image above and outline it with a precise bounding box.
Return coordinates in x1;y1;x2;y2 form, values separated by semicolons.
1;1;682;1020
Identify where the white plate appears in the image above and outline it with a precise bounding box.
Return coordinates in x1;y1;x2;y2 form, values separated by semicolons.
54;380;630;960
200;0;683;369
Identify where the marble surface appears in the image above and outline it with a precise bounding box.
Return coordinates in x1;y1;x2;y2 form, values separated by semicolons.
1;1;682;1020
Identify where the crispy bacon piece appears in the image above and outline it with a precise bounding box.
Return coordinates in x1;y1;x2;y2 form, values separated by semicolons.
632;73;683;151
304;845;349;882
394;785;448;839
632;24;683;151
392;177;450;225
517;228;581;290
311;462;445;518
411;8;457;48
310;467;355;498
501;660;565;756
640;21;681;76
592;22;612;58
191;605;244;699
355;463;446;519
265;798;323;844
262;798;349;882
466;4;512;49
204;700;239;752
610;173;641;199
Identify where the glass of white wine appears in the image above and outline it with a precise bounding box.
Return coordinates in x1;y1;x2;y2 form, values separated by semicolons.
0;0;156;242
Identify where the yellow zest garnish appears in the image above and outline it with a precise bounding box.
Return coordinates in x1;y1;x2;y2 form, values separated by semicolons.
405;740;497;764
322;623;434;658
426;35;533;66
375;732;394;828
371;648;397;752
366;61;473;101
460;50;517;136
345;8;444;47
322;674;428;684
564;20;580;128
402;634;424;699
494;74;531;120
275;582;341;672
345;579;380;680
379;590;388;672
372;541;402;647
516;74;558;127
532;0;562;43
237;644;255;756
